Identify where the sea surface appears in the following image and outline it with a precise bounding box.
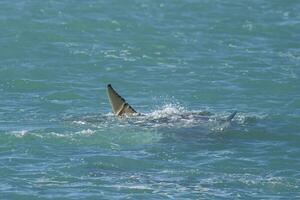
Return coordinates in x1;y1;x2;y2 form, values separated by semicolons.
0;0;300;199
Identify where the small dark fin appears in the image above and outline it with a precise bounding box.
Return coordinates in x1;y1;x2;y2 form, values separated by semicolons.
226;111;237;121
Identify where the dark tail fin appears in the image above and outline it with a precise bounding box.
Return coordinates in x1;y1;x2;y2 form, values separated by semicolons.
106;84;137;116
226;111;237;121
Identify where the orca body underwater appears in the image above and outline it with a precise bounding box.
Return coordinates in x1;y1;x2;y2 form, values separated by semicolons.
106;84;237;121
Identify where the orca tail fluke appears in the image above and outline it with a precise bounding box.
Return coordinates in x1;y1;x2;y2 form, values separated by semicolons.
106;84;137;116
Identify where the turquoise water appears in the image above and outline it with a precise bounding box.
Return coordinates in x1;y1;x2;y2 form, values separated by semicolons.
1;0;300;199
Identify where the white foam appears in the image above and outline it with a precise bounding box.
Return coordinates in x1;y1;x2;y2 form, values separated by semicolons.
73;121;86;125
11;130;28;138
148;104;187;119
79;129;95;136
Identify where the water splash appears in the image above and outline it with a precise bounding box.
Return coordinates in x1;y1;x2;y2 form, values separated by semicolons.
66;103;239;132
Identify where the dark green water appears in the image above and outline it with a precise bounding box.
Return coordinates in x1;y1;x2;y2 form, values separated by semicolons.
0;0;300;199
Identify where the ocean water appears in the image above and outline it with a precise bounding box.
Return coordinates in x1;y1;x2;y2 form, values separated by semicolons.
0;0;300;199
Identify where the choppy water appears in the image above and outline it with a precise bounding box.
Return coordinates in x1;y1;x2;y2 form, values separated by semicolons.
1;0;300;199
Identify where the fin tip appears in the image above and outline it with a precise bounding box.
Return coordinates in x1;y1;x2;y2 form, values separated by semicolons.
227;111;237;121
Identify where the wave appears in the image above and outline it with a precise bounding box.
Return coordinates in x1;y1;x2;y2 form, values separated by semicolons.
1;103;271;146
